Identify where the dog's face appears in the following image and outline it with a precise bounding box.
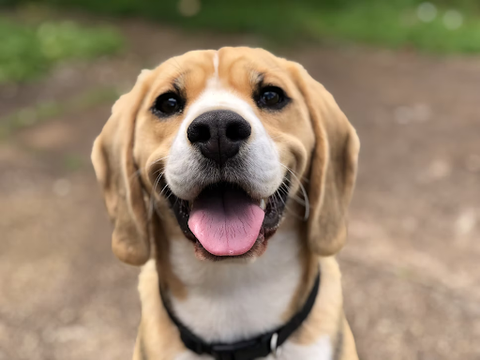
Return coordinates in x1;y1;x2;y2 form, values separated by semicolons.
92;47;359;265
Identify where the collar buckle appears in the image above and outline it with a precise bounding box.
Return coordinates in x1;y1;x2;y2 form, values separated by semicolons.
270;333;281;358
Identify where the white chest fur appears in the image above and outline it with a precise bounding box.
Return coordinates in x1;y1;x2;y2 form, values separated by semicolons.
168;230;302;343
166;230;334;359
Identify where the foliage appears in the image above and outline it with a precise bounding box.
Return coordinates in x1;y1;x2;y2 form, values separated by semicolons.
8;0;480;53
0;18;123;83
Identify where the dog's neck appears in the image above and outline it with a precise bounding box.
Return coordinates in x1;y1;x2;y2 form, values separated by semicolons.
159;220;312;344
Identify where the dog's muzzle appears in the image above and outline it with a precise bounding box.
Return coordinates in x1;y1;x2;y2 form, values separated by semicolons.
159;109;288;259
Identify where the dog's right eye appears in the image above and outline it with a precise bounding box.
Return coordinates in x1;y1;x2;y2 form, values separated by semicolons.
152;92;184;118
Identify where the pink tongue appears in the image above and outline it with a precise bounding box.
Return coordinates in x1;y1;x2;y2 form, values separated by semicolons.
188;188;265;256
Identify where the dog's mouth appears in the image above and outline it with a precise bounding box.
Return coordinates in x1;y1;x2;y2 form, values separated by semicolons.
163;179;289;259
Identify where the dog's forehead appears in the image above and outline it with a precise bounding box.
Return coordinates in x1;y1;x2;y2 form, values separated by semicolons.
150;48;287;95
216;47;285;74
175;47;281;73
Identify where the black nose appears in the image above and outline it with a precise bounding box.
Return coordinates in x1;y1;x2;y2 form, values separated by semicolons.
187;110;251;165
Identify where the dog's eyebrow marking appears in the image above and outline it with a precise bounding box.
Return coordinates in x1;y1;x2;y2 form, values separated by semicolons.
254;72;265;85
173;80;182;93
172;72;188;93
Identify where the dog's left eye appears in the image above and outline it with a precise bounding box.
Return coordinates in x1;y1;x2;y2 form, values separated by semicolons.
257;86;287;110
152;92;184;118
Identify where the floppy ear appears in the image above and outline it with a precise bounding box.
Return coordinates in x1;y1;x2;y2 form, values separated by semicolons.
91;70;152;265
291;64;360;256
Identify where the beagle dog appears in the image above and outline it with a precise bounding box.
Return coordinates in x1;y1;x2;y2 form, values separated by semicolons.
91;47;360;360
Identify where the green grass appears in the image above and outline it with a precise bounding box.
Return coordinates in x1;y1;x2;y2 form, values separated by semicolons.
8;0;480;54
302;4;480;53
0;17;123;83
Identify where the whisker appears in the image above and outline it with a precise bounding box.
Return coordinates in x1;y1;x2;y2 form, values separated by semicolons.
129;156;169;185
275;185;300;220
271;190;280;214
151;173;165;199
149;170;167;219
147;156;169;170
147;156;170;178
159;182;170;197
277;184;306;206
279;163;310;221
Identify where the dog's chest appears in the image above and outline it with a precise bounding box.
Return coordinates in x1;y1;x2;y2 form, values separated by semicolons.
173;335;333;360
168;232;303;343
166;231;334;359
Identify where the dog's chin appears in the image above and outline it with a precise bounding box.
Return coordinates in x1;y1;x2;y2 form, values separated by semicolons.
161;178;289;261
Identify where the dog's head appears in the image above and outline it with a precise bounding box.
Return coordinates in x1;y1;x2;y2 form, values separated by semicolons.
91;47;359;265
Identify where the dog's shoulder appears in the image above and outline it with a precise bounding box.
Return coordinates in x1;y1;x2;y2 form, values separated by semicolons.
135;260;187;360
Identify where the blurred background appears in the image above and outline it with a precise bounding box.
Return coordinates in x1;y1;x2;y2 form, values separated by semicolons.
1;1;479;359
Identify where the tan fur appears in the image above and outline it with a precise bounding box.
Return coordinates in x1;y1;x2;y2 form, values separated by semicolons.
340;318;359;360
281;219;317;323
153;216;188;300
91;47;360;359
287;63;360;256
135;260;186;360
291;258;346;345
91;69;153;265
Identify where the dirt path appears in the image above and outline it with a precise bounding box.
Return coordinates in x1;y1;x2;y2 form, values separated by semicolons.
1;19;479;360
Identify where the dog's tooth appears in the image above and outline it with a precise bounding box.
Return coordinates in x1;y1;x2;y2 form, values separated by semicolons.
259;198;266;211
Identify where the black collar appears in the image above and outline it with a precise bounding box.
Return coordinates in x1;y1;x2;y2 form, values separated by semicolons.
159;269;320;360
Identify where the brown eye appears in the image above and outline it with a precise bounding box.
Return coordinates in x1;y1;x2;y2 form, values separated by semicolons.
152;92;184;118
257;86;288;110
262;90;280;105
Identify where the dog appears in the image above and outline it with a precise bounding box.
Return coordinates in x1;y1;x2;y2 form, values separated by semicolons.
91;47;360;360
